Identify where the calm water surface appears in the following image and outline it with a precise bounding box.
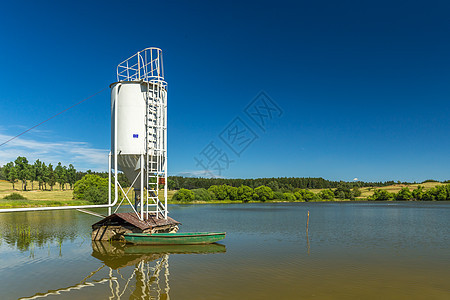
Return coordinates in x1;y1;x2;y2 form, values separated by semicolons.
0;202;449;299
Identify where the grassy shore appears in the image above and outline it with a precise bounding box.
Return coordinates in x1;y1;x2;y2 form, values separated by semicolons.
0;180;91;208
0;180;445;208
0;180;178;208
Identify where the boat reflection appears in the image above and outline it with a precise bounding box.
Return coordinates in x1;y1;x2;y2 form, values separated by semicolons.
20;241;226;300
92;240;226;269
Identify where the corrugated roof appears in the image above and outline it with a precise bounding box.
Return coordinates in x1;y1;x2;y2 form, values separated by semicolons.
92;212;180;230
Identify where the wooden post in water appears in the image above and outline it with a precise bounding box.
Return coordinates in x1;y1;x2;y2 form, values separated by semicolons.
306;210;310;255
306;211;310;232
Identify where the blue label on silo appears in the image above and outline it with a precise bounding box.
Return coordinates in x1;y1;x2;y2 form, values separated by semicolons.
133;134;139;138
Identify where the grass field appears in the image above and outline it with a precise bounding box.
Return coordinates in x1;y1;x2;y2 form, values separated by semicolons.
358;182;444;198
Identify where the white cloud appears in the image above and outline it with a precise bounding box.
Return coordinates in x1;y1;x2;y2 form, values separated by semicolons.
175;170;224;178
0;133;109;171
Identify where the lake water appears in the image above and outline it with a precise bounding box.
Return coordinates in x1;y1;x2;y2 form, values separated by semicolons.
0;202;449;299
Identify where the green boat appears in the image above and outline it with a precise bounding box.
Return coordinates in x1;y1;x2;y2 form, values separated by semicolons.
124;232;226;245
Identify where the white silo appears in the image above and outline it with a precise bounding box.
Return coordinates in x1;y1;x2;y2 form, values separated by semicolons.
109;48;168;220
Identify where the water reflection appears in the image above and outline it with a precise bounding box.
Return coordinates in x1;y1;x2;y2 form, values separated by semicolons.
0;210;90;252
20;241;226;299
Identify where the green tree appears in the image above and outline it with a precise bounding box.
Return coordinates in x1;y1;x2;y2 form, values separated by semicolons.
41;163;49;190
371;189;394;201
422;190;435;201
293;191;303;201
395;187;412;201
67;164;77;189
352;187;361;197
14;156;30;191
273;191;285;200
55;162;66;190
29;164;36;190
334;185;353;200
172;188;195;202
167;178;179;190
267;181;280;192
421;185;449;201
302;190;318;201
237;185;254;202
4;162;18;190
319;189;334;200
34;159;44;190
73;174;110;204
412;186;424;200
47;164;56;191
192;188;213;201
434;185;449;201
254;186;274;202
208;185;228;200
295;189;317;201
226;185;238;200
283;192;296;201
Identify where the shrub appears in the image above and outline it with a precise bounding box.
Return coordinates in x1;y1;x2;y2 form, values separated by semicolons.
319;189;334;200
208;185;228;200
334;185;354;200
254;186;274;202
84;186;105;204
421;185;450;201
371;189;394;201
295;189;318;201
226;185;238;200
192;188;212;201
208;184;239;200
283;192;296;201
3;193;27;200
237;185;254;202
73;174;110;204
293;191;303;201
172;188;195;202
412;186;424;200
352;187;362;197
273;191;285;200
395;187;413;201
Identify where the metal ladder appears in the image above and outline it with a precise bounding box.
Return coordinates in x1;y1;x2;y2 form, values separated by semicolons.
145;80;167;218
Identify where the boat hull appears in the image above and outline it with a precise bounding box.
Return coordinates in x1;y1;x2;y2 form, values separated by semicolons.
124;232;226;245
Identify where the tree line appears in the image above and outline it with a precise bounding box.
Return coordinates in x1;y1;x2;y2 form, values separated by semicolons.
172;184;363;202
172;183;450;202
1;157;77;191
0;156;132;191
167;176;419;191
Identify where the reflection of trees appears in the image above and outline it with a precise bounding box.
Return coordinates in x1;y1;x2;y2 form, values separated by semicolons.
1;225;76;252
0;210;91;252
19;241;226;299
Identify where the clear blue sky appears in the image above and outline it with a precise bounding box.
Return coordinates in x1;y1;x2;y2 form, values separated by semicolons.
0;0;449;182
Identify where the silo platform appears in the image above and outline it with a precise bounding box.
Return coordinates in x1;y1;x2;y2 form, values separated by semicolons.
92;212;180;241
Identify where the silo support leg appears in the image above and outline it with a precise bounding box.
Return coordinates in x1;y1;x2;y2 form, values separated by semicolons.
140;153;144;220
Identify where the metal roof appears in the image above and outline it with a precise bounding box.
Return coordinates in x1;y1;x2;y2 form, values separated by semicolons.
92;212;180;231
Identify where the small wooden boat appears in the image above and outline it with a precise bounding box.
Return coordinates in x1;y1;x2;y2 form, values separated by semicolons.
124;232;226;245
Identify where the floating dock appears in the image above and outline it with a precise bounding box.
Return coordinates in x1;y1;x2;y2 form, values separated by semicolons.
92;212;180;241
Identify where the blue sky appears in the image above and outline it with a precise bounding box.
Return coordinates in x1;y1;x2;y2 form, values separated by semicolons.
0;0;449;182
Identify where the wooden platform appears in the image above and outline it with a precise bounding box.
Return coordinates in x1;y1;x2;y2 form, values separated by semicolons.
92;212;180;241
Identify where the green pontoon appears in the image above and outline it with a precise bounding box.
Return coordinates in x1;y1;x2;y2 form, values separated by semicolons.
124;232;226;245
